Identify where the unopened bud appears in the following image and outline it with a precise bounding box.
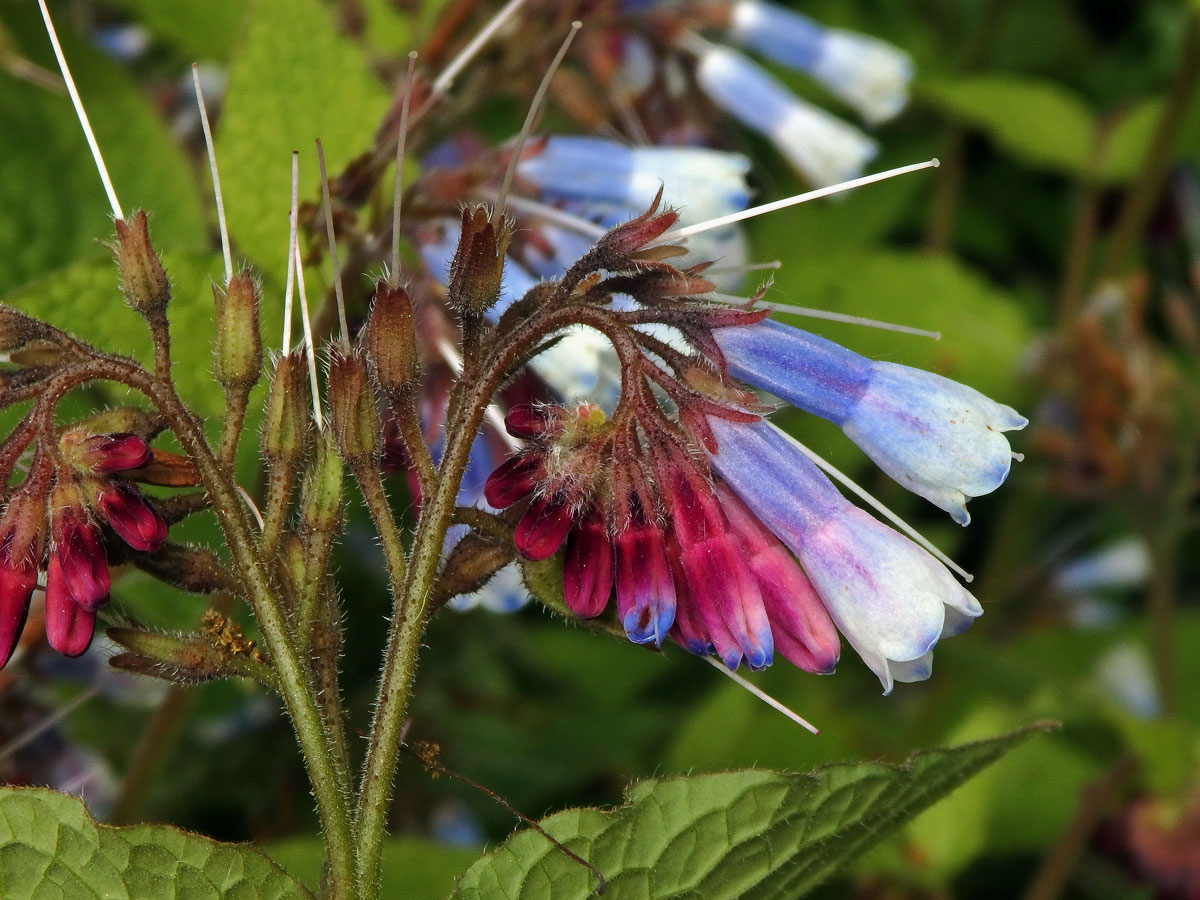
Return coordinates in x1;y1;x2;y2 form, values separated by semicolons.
299;434;344;537
73;407;166;441
212;272;263;392
44;556;97;658
261;352;312;464
365;280;418;398
49;481;110;613
107;623;269;685
327;347;380;464
447;206;512;317
94;482;167;553
600;190;676;258
112;211;170;318
132;542;239;595
60;430;152;474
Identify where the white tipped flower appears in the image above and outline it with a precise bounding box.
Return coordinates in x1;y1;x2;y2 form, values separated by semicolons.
692;43;877;187
728;0;913;125
810;29;913;125
842;362;1028;526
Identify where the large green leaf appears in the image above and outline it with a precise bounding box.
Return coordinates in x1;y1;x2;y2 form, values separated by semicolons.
0;7;207;295
0;787;311;899
217;0;389;288
447;723;1052;900
921;75;1097;178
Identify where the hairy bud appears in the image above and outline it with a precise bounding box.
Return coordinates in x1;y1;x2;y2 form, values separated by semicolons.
112;211;170;318
108;622;270;686
212;272;263;392
261;352;312;464
327;347;380;464
447;206;513;318
73;406;167;441
365;280;419;399
299;433;345;538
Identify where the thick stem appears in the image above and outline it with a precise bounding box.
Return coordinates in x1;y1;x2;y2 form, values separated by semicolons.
352;298;651;894
139;375;358;900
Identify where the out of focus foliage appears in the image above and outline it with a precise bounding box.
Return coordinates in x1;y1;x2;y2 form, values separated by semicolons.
1;0;1198;898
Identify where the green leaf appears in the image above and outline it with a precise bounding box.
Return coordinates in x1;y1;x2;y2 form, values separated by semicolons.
269;836;477;900
5;250;230;419
0;7;207;295
217;0;389;287
107;0;249;62
0;787;312;899
920;75;1098;178
447;723;1054;900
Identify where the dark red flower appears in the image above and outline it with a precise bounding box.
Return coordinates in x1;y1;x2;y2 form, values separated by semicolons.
44;555;97;658
50;486;110;613
95;482;167;552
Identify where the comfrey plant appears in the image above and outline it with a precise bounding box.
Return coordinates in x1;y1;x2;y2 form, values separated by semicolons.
0;3;1040;899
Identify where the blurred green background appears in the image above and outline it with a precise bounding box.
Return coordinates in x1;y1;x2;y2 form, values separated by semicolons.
2;0;1199;897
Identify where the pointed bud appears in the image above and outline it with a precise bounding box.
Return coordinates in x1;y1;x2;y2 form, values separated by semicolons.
60;431;152;474
514;493;574;560
111;211;170;318
327;346;380;465
600;191;677;258
504;404;565;440
484;452;545;509
299;434;344;537
0;491;44;668
212;272;263;392
131;448;201;487
261;352;312;463
73;407;167;441
133;543;238;595
49;483;110;613
44;556;97;658
564;506;613;618
365;281;419;398
95;482;167;552
447;206;513;317
106;626;268;685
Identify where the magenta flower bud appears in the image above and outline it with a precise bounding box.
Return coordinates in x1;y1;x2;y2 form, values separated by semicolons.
44;556;97;658
504;404;564;441
0;563;35;668
484;452;545;509
563;507;613;618
50;491;110;613
614;515;676;646
61;431;152;474
96;482;167;552
514;493;574;560
715;481;840;674
660;462;773;669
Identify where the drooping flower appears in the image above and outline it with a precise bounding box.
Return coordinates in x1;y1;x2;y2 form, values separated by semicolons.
469;196;1022;691
712;319;1028;524
724;0;913;125
706;417;981;692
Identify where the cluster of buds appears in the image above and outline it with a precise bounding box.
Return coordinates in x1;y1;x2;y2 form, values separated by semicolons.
1;414;174;667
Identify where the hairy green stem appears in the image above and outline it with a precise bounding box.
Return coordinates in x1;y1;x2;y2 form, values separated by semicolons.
351;301;596;894
135;372;358;900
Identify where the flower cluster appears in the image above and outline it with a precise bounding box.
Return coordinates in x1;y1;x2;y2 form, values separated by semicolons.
1;424;170;667
469;201;1025;692
569;0;912;185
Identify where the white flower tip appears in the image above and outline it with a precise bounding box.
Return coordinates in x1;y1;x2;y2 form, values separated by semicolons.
773;104;878;187
1011;451;1025;463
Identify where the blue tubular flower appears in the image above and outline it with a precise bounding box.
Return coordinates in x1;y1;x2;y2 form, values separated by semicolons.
518;136;752;224
726;0;913;125
707;417;981;693
713;319;1028;525
691;42;877;187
